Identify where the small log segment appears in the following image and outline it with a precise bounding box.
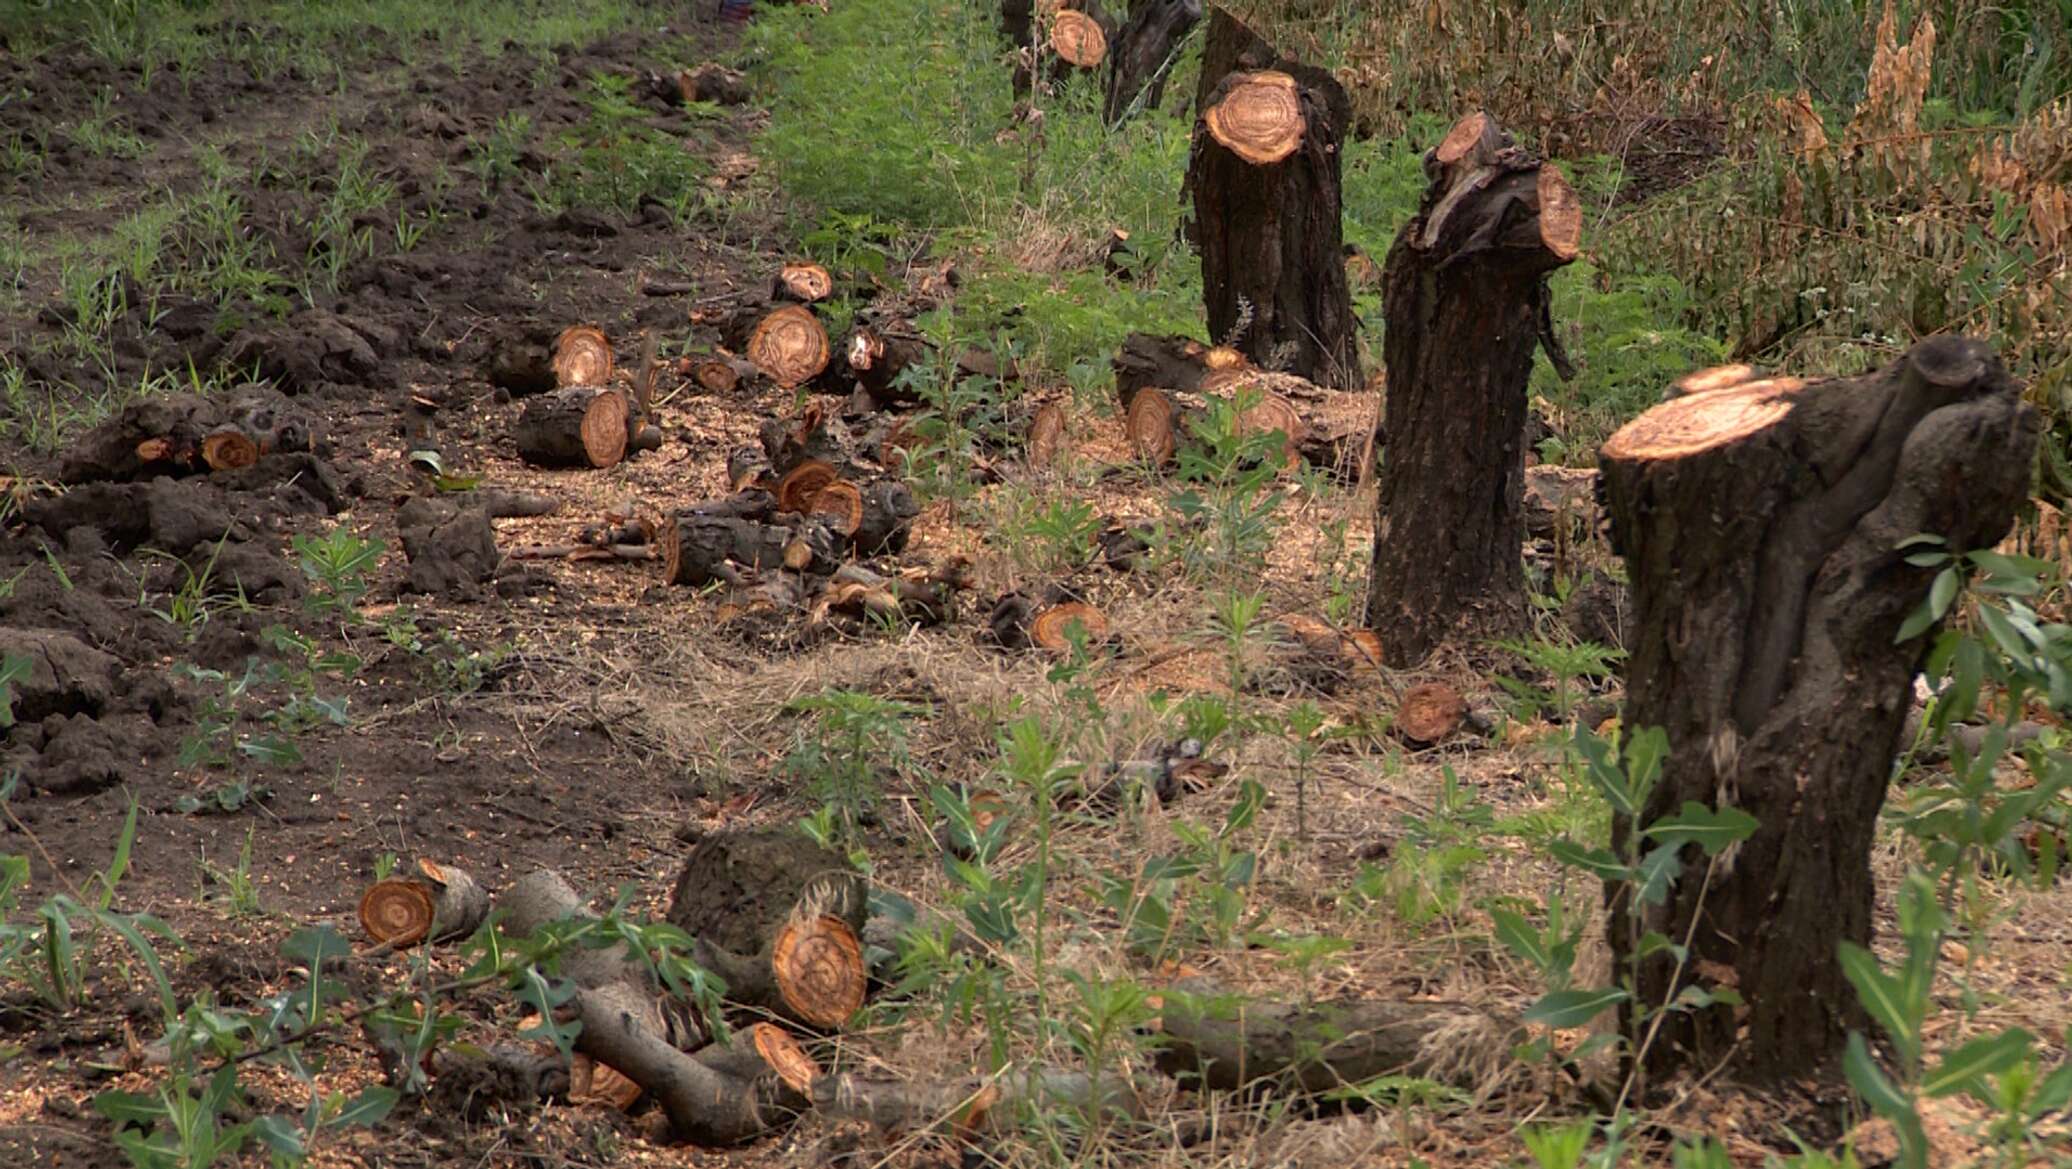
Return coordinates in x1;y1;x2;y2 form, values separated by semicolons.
988;592;1112;653
358;879;435;948
1026;402;1067;467
514;386;629;468
1186;12;1361;388
1395;682;1467;746
1127;387;1178;467
661;507;843;587
553;325;613;388
1156;979;1517;1094
1103;0;1202;125
774;261;833;304
691;913;869;1031
747;305;831;389
1598;336;2037;1083
1267;614;1382;693
678;62;750;106
1365;112;1580;665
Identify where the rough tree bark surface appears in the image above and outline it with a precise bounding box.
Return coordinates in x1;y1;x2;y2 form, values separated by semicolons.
1599;337;2037;1081
1185;10;1361;389
1104;0;1202;124
1364;113;1579;664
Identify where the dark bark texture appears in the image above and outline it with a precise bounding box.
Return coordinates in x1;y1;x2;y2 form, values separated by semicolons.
1599;336;2038;1082
1103;0;1202;124
1185;13;1360;389
1364;115;1578;664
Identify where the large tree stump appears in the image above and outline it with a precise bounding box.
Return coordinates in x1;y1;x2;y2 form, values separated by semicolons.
1103;0;1200;124
1599;337;2037;1082
1186;18;1361;389
1364;113;1579;664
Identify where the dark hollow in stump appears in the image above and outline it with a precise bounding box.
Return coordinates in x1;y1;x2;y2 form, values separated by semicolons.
1156;979;1518;1094
666;825;868;961
1103;0;1201;125
1364;112;1580;665
1598;336;2037;1083
514;386;629;468
1186;15;1360;389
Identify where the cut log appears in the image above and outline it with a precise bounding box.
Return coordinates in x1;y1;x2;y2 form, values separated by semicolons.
1233;389;1306;468
1598;336;2037;1082
1050;8;1108;67
625;330;660;456
846;326;932;406
501;870;653;992
692;914;868;1030
853;479;919;557
1187;14;1361;388
1269;614;1382;693
1395;682;1467;746
1127;387;1178;467
694;355;755;395
58;392;224;483
689;1022;820;1103
774;262;833;304
1113;332;1212;411
416;859;491;942
358;878;436;948
746;305;830;389
1029;601;1110;652
200;427;260;472
661;511;842;586
514;386;629;469
678;62;750;106
805;479;864;537
568;983;790;1144
553;324;613;388
1103;0;1201;125
775;459;839;515
1365;112;1580;665
1156;979;1518;1094
1026;402;1067;467
666;825;869;960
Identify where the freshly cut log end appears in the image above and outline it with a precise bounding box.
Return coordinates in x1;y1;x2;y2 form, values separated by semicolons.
1127;388;1178;467
747;305;830;389
1026;403;1066;468
570;1054;645;1111
1601;379;1804;462
1204;70;1304;165
1050;9;1108;68
201;428;260;472
1030;601;1110;652
135;437;176;463
749;1023;820;1095
514;386;629;469
1235;391;1308;466
1670;363;1762;399
1435;110;1499;166
1396;682;1467;745
807;479;864;537
777;261;833;303
554;325;614;388
771;913;868;1030
1204;345;1246;370
1536;165;1583;261
358;878;436;947
776;459;839;514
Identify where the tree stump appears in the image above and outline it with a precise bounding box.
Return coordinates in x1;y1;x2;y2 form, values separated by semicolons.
1364;113;1579;665
514;386;629;468
1186;35;1361;388
1598;336;2037;1082
666;826;868;958
1103;0;1201;124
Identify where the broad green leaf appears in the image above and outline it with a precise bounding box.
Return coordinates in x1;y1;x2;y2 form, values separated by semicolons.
251;1114;305;1159
1923;1028;2032;1098
1549;840;1630;882
1490;907;1549;972
94;1089;169;1127
330;1084;400;1128
1522;987;1628;1030
1643;801;1760;854
1928;566;1959;619
1633;843;1685;906
1838;943;1916;1059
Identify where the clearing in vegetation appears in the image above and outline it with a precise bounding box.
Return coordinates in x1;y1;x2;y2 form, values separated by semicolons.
1;2;2068;1168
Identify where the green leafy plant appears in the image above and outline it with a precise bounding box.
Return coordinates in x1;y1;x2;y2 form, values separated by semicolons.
784;688;927;845
293;526;383;617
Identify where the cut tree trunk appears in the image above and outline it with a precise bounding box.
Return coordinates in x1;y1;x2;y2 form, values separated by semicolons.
1364;112;1580;665
1104;0;1202;124
690;914;869;1031
1156;979;1518;1093
553;325;613;388
660;510;843;586
666;826;868;959
514;386;629;468
1187;23;1361;388
1597;336;2037;1083
746;305;831;390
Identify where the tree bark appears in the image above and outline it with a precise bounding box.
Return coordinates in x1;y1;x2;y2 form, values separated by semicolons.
1155;979;1517;1093
1103;0;1201;124
1598;336;2037;1082
1186;21;1361;389
1364;113;1579;665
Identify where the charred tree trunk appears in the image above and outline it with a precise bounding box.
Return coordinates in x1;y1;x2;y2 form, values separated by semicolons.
1364;113;1580;664
1599;337;2037;1082
1187;36;1361;388
1104;0;1201;124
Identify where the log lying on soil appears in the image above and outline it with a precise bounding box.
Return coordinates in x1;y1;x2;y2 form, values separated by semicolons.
514;386;629;468
774;261;833;304
667;825;869;956
1395;682;1467;746
846;323;1021;409
1266;614;1383;693
1597;336;2037;1081
1155;979;1518;1094
661;509;843;586
988;592;1112;652
356;861;491;948
554;325;614;388
1366;112;1580;665
691;914;869;1031
568;982;793;1144
814;1067;1151;1138
678;62;750;106
1127;387;1178;467
59;387;319;483
1103;0;1201;124
1026;402;1067;467
746;305;831;389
